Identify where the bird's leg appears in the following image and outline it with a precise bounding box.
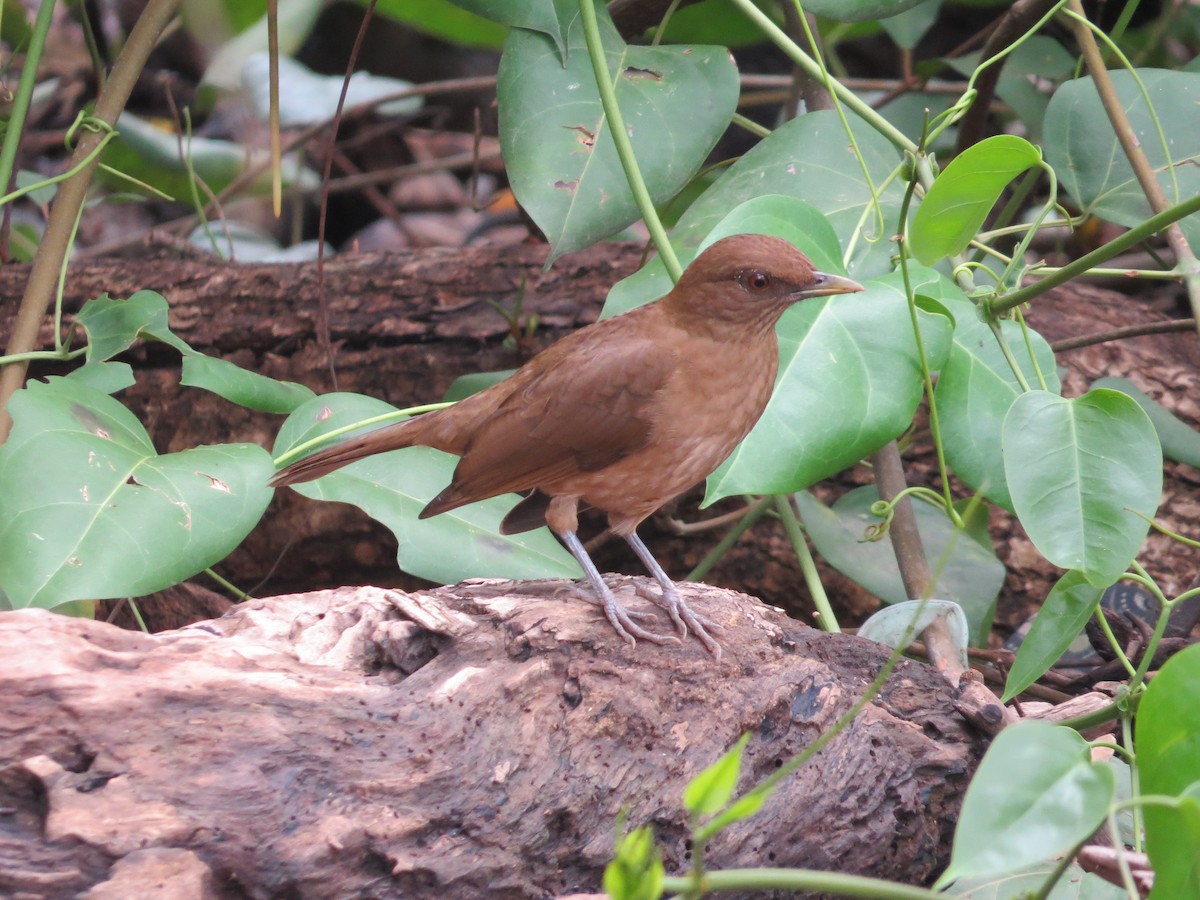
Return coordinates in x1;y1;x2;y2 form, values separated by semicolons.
623;532;723;658
559;530;679;648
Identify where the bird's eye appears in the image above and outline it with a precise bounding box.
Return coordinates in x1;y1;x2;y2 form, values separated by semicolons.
744;270;772;291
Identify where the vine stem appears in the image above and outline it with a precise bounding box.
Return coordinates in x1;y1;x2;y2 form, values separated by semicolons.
0;0;186;440
577;0;681;281
0;0;56;221
991;191;1200;313
774;495;840;632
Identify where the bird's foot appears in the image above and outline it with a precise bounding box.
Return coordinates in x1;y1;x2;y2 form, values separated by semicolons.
574;580;660;625
623;580;724;658
572;579;679;647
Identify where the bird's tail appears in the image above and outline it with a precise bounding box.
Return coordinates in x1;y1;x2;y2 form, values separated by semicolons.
268;418;425;487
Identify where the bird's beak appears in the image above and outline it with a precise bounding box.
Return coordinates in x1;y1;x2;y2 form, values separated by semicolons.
795;271;865;299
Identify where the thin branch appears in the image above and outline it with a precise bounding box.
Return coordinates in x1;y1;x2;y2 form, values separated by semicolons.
1051;318;1197;352
0;0;184;439
1065;0;1200;332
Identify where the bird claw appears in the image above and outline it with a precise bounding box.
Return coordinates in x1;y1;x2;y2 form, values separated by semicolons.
601;595;681;649
578;579;660;625
624;580;724;658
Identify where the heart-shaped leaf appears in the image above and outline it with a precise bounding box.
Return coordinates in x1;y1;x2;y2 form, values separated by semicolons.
0;378;273;608
497;6;738;261
1003;388;1162;587
1044;69;1200;249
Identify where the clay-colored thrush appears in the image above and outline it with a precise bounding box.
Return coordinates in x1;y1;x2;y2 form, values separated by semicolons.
271;234;863;656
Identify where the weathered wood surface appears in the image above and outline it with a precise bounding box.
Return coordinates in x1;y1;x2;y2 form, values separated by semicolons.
0;581;982;898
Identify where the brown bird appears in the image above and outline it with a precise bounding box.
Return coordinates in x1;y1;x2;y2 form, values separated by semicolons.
270;234;863;656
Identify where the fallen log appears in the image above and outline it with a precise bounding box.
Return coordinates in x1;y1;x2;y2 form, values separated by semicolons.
0;581;982;898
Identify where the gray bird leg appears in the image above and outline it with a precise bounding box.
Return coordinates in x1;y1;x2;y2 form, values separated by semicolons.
624;531;723;658
560;530;678;647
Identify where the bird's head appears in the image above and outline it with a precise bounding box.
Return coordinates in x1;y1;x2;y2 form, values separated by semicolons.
665;233;863;333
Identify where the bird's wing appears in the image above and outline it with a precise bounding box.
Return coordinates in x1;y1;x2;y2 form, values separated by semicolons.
422;323;677;515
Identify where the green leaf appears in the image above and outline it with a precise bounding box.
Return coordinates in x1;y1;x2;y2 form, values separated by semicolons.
1045;69;1200;249
945;862;1126;899
683;734;750;818
180;356;316;414
1002;389;1162;588
664;110;905;279
373;0;509;51
1091;376;1200;469
603;824;665;900
796;487;1002;644
910;135;1042;264
0;378;273;608
937;721;1115;886
881;0;941;49
274;394;580;584
66;361;136;394
936;298;1060;512
1003;571;1105;702
1137;644;1200;900
102;112;319;199
497;7;738;261
198;0;323;91
603;195;847;317
802;0;932;23
443;370;515;403
76;290;195;361
858;599;969;669
654;0;783;47
706;271;955;501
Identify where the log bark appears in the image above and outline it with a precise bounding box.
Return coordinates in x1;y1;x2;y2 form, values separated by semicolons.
0;581;982;899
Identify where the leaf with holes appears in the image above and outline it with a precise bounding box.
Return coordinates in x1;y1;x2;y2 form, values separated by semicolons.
0;377;273;608
497;4;738;261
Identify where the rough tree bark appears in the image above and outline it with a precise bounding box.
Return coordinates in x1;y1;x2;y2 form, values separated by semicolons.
0;580;982;899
